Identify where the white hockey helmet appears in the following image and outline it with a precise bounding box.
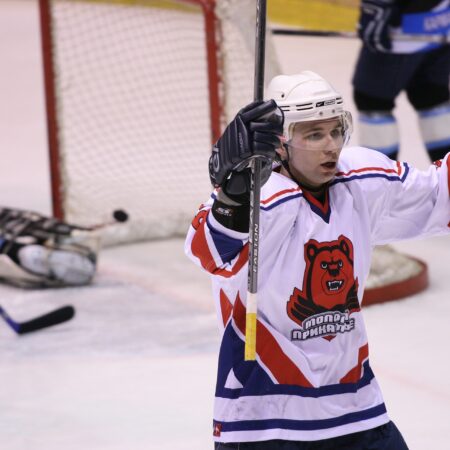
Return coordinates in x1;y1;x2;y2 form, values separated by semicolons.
266;71;353;144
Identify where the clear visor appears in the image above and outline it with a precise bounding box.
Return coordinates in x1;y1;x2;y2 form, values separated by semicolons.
285;111;353;153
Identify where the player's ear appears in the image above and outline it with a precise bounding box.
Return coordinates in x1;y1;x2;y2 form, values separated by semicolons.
276;143;288;161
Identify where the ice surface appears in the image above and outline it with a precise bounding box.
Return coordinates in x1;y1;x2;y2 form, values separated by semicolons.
0;1;449;449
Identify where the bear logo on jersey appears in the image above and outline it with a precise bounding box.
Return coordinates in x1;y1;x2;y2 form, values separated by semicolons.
287;235;360;341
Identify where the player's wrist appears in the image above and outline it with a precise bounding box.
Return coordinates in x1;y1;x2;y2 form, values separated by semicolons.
211;197;250;233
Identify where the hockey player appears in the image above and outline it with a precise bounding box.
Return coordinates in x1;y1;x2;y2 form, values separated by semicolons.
353;0;450;161
0;208;97;288
185;71;450;449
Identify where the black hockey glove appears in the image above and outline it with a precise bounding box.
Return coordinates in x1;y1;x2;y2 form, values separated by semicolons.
209;99;284;204
358;0;400;53
0;207;93;247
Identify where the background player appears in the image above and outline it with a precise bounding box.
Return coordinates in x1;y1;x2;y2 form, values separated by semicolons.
353;0;450;161
185;71;450;449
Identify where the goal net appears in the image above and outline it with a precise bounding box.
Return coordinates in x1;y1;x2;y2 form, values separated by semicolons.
39;0;427;303
39;0;280;246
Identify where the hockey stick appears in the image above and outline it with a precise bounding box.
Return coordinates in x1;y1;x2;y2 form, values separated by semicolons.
0;208;129;253
271;28;450;43
0;304;75;335
245;0;267;361
71;209;129;232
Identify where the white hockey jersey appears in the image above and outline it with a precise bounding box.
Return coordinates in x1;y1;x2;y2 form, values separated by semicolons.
185;147;450;443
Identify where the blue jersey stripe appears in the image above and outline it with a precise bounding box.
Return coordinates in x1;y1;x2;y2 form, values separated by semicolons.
218;403;387;432
401;163;410;182
261;193;303;211
211;191;302;212
332;165;409;186
304;198;331;223
207;216;244;264
217;360;375;399
332;173;402;185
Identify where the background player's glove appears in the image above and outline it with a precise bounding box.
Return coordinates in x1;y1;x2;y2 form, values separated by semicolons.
358;0;400;53
209;99;284;203
0;208;98;288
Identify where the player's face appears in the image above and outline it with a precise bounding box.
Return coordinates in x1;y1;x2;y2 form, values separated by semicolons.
280;118;344;189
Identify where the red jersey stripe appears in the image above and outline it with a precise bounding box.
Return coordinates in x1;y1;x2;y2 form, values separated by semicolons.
220;289;233;327
339;344;369;384
233;295;312;388
191;213;249;277
336;161;402;178
261;187;301;205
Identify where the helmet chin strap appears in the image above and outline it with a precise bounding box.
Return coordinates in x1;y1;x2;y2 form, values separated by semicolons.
281;144;329;194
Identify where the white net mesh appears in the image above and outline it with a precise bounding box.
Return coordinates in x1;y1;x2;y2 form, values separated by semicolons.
217;0;280;120
43;0;423;300
45;0;280;246
365;245;423;290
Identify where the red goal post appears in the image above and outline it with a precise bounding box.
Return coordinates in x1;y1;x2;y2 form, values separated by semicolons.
38;0;280;246
39;0;223;219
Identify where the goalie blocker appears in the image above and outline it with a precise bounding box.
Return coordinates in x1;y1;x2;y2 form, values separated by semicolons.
0;207;98;288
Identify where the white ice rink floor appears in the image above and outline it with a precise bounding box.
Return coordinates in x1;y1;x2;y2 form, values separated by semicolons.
0;1;449;449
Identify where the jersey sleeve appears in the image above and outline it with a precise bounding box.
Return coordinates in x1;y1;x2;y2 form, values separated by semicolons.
184;172;300;277
372;152;450;245
184;192;249;278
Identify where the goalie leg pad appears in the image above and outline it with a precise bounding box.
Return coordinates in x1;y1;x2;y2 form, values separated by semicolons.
358;112;399;159
418;103;450;162
0;207;99;287
17;245;96;286
0;254;44;288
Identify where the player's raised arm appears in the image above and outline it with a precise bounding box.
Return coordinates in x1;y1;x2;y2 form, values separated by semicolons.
209;100;283;200
184;100;283;274
373;153;450;243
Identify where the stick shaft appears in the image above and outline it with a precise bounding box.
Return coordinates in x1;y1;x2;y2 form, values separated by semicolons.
253;1;267;102
272;28;450;43
245;0;267;361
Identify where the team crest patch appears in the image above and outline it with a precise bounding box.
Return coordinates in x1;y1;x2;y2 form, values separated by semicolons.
287;235;360;341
